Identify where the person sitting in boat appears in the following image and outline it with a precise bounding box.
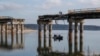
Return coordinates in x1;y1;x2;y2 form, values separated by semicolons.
53;34;57;39
58;35;63;40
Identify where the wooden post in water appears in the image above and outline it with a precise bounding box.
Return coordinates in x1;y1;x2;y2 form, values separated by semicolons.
74;21;78;54
80;21;83;53
68;20;73;55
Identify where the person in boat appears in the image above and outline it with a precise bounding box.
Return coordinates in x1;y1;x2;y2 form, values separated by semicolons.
58;35;63;40
54;34;57;37
53;34;63;39
53;34;57;38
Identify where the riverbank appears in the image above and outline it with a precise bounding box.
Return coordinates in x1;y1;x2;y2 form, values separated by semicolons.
0;28;35;34
23;28;36;33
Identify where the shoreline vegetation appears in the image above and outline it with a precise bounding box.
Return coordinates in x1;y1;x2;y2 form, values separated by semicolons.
24;24;100;30
23;28;35;33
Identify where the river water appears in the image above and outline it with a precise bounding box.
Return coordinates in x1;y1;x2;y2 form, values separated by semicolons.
0;30;100;56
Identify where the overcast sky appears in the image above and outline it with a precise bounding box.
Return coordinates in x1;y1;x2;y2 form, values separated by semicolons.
0;0;100;25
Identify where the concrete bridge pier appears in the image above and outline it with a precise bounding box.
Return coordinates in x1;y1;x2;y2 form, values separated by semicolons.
68;19;84;56
44;24;47;48
37;20;43;54
0;23;4;46
79;21;84;55
11;21;14;48
38;23;42;48
48;24;52;49
20;22;24;48
5;23;8;46
37;19;53;55
38;23;42;54
68;19;73;55
74;20;84;56
11;21;24;48
0;18;24;49
16;24;19;45
74;21;78;54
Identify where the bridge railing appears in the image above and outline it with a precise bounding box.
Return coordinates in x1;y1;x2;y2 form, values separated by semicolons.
68;8;100;14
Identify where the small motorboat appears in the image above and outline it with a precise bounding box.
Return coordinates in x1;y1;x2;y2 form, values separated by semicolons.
53;34;63;41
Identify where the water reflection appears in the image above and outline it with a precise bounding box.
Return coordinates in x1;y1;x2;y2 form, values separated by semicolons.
0;31;100;56
37;34;84;56
37;36;84;56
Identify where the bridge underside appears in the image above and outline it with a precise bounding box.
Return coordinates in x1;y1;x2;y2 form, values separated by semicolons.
38;11;100;21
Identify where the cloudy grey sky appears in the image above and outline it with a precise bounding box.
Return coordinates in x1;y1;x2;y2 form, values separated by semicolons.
0;0;100;25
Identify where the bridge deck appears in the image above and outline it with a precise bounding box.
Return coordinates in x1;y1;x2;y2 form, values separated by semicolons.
68;8;100;14
39;8;100;20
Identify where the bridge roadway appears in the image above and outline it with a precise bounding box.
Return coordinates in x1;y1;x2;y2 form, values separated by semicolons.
38;8;100;20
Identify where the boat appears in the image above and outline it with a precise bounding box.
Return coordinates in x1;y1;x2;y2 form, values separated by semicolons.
53;34;63;41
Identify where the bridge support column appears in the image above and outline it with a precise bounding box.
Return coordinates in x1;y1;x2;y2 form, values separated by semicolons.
80;21;83;54
5;23;8;46
37;20;43;55
20;22;24;47
44;24;47;48
74;21;78;54
38;24;42;54
68;21;73;55
16;24;19;45
37;20;52;55
11;21;14;48
1;24;3;46
49;24;52;48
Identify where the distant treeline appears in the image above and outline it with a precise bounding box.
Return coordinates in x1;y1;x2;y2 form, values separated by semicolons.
24;24;100;31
